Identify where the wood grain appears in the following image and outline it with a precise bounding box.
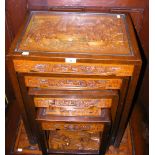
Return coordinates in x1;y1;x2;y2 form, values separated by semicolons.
8;11;142;154
36;108;111;123
41;122;104;131
49;130;101;151
27;0;146;8
13;60;134;76
13;120;132;155
25;76;122;90
34;98;112;108
45;106;102;116
14;121;42;155
6;0;147;153
17;12;131;55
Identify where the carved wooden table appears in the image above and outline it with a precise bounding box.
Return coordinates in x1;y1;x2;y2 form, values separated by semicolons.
7;11;141;155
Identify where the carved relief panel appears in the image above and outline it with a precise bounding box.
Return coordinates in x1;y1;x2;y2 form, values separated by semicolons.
34;98;112;108
16;12;132;56
49;130;101;151
25;76;122;90
14;60;134;76
45;106;101;116
41;122;104;132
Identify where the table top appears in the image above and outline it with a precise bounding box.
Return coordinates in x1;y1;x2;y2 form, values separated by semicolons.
16;12;132;56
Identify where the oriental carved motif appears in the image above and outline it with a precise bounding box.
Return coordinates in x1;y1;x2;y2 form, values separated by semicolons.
17;13;131;55
34;98;112;108
41;122;104;132
14;60;134;76
45;106;102;116
14;120;133;155
25;76;122;89
49;130;101;151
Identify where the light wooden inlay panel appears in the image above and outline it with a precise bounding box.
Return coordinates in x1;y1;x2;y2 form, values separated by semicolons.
41;122;104;132
25;76;122;90
45;106;102;116
14;60;134;76
34;98;112;108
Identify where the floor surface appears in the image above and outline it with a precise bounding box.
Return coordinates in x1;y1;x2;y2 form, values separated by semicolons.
13;120;133;155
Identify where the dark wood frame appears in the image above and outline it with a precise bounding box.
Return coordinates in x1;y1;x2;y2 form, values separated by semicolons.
17;73;48;154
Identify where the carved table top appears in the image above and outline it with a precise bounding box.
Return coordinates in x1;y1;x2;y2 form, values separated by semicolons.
16;12;131;55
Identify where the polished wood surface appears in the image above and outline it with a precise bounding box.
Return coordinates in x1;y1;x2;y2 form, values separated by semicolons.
6;0;27;38
5;100;21;155
130;101;149;155
14;121;41;155
13;60;134;76
45;106;102;116
36;108;111;123
5;0;148;115
27;0;148;59
16;12;130;55
41;122;104;131
13;120;132;155
9;11;141;61
25;76;122;90
7;10;141;155
5;0;148;154
49;130;101;152
32;88;118;119
27;0;146;8
34;98;112;108
7;100;148;155
28;88;118;96
7;101;148;155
